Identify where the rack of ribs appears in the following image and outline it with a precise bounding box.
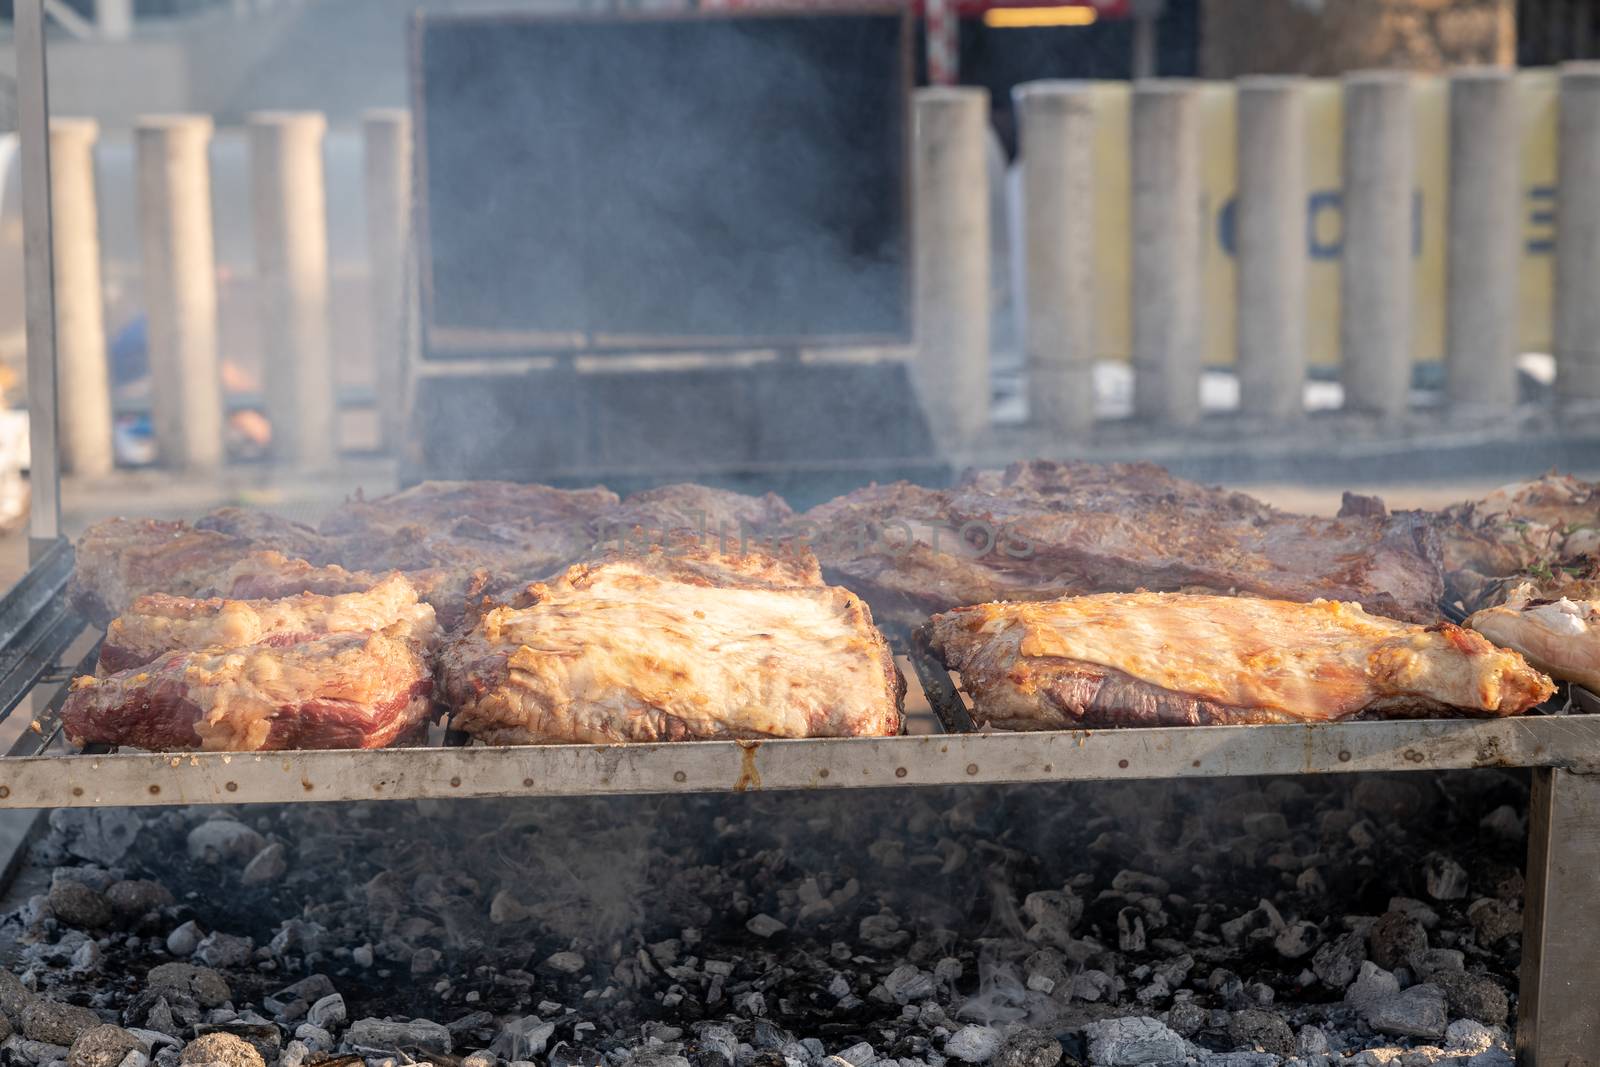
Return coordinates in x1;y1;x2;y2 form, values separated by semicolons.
925;591;1553;730
439;544;904;744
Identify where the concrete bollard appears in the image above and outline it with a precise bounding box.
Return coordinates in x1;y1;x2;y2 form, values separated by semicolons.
1016;81;1095;435
136;114;225;471
1339;71;1415;418
362;109;413;454
49;118;114;478
1446;69;1520;409
249;110;335;469
1556;63;1600;401
1131;80;1202;426
1235;76;1306;420
912;87;991;446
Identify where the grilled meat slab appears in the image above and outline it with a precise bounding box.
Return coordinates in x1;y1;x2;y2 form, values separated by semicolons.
63;623;436;751
1437;473;1600;604
440;545;904;744
593;484;794;551
928;592;1552;730
1468;596;1600;692
805;462;1445;629
70;519;376;625
98;574;435;674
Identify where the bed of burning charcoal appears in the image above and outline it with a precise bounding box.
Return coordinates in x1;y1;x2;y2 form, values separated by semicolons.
0;772;1528;1067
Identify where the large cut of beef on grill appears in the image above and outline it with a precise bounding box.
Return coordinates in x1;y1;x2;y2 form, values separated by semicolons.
70;518;378;625
439;544;904;744
1436;473;1600;606
804;461;1446;629
97;574;436;674
927;591;1553;730
320;481;625;623
591;484;794;552
63;580;438;751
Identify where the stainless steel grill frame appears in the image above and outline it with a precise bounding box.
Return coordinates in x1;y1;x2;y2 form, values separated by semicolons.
9;0;1600;1058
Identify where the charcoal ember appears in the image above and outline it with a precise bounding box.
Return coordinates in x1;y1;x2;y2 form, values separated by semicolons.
152;1048;181;1067
1369;912;1428;971
1225;1010;1294;1056
193;1024;280;1065
48;882;113;930
1;969;38;1024
857;915;909;952
120;1051;151;1067
1115;909;1145;952
543;953;586;976
943;1027;999;1064
105;882;174;922
48;811;143;866
1428;970;1509;1026
1411;948;1465;978
990;1029;1058;1067
829;1042;873;1067
8;1038;71;1065
1020;891;1081;946
179;1033;263;1067
122;992;194;1039
1467;899;1522;946
292;1025;332;1053
185;822;266;866
491;1018;555;1061
275;922;334;964
1362;983;1448;1041
22;1002;104;1046
1295;1026;1330;1057
1272;920;1319;960
345;1019;451;1056
1344;962;1400;1014
240;845;288;888
1080;1018;1184;1067
745;916;785;939
1480;805;1524;840
193;934;253;971
278;1039;311;1067
1422;855;1469;902
146;965;230;1010
165;923;202;959
1067;970;1114;1003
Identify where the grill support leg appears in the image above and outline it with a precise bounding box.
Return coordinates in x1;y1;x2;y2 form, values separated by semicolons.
1518;768;1600;1064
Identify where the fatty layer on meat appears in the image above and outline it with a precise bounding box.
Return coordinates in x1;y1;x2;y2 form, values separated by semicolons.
928;591;1552;730
440;545;903;744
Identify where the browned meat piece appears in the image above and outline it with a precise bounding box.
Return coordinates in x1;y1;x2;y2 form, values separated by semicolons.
323;480;619;542
802;482;1080;631
1436;473;1600;605
98;574;435;674
804;461;1446;629
63;623;436;751
193;507;338;563
322;481;625;622
592;484;794;552
439;545;903;744
70;519;376;625
927;592;1553;730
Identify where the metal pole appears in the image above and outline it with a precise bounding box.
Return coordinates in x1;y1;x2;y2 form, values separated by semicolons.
50;118;114;479
1235;76;1307;420
1015;81;1094;435
1131;79;1202;427
362;109;413;455
1517;768;1600;1063
249;111;335;471
912;87;991;449
1445;68;1519;410
1555;63;1600;402
1339;70;1415;419
16;0;62;555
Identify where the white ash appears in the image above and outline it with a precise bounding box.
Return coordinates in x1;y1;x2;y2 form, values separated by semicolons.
0;773;1529;1067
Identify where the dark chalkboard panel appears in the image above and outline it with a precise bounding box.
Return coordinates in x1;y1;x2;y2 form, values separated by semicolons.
412;9;911;354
